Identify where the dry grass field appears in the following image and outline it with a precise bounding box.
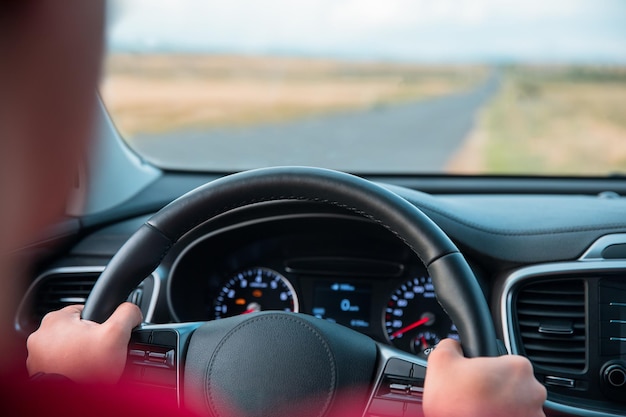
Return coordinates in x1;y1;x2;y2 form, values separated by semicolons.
101;54;486;137
448;66;626;176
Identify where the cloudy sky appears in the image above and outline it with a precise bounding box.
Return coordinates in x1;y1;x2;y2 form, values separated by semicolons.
107;0;626;63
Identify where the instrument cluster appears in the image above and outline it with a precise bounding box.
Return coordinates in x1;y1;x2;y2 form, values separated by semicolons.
167;214;460;356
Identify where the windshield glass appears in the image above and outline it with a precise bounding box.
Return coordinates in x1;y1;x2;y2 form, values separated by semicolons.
101;0;626;175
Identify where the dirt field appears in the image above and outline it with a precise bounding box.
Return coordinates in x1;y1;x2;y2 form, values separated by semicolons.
100;54;486;137
448;66;626;176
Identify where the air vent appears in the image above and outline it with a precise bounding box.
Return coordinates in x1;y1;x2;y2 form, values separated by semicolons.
515;279;586;372
32;272;100;322
17;267;155;335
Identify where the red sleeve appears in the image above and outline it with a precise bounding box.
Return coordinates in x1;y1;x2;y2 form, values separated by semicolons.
1;373;200;417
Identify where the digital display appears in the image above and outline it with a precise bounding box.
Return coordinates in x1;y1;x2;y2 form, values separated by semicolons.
312;281;371;330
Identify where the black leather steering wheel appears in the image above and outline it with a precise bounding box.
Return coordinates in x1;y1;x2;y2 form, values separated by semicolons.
82;166;499;417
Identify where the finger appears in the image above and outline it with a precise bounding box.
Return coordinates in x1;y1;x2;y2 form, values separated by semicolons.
434;338;463;356
104;302;143;334
61;304;85;316
426;338;464;369
40;304;83;325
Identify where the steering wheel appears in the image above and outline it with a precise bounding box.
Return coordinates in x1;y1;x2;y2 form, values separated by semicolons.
82;166;500;417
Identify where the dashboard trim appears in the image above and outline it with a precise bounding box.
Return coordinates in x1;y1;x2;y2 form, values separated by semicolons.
580;234;626;261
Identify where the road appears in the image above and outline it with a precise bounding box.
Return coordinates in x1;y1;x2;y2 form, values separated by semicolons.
131;71;500;173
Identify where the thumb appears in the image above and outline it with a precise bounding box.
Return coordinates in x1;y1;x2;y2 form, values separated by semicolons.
435;338;463;354
428;338;464;365
104;302;143;335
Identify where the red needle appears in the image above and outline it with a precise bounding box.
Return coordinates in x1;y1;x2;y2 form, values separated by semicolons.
242;308;256;314
420;335;428;348
390;317;430;338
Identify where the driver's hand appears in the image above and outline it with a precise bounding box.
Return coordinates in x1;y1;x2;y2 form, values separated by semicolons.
27;302;142;384
423;338;547;417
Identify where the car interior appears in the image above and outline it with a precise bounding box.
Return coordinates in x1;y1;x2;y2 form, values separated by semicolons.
14;101;626;416
11;1;626;417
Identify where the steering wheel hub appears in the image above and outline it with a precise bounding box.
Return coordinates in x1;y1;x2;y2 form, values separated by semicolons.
184;312;376;417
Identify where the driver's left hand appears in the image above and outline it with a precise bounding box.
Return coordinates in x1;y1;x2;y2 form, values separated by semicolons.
26;302;142;384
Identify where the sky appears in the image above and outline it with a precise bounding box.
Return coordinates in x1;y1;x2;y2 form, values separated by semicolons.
107;0;626;63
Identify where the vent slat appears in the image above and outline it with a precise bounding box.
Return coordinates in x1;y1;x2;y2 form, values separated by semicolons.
33;273;99;322
523;342;586;353
520;332;586;342
517;308;585;319
525;355;586;366
518;319;585;330
43;290;92;295
522;288;584;296
515;279;586;373
518;298;584;307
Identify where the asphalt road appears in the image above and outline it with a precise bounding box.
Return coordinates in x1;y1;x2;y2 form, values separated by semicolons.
131;70;500;173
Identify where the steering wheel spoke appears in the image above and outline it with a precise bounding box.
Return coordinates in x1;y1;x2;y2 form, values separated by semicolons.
124;322;204;407
365;343;429;417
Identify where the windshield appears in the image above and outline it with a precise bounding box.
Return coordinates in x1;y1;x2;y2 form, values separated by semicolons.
101;0;626;176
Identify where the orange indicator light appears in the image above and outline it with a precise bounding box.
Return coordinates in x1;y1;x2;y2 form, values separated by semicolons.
235;298;246;306
252;289;262;298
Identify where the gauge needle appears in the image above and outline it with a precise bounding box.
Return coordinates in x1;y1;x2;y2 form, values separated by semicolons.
242;302;261;315
391;317;430;338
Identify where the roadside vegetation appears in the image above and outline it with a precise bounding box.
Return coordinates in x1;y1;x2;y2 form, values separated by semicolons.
101;54;485;137
448;66;626;176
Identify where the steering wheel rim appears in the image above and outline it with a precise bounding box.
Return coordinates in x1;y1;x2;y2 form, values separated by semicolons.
82;166;500;415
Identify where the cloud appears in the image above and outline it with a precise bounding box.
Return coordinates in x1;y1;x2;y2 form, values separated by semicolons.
106;0;626;62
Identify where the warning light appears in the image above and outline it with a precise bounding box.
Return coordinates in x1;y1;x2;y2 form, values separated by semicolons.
252;289;263;298
235;298;246;306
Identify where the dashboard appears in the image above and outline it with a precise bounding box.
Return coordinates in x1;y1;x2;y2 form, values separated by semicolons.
166;211;459;358
17;177;626;417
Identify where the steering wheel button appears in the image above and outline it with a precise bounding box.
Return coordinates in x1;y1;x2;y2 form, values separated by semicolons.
368;398;405;416
142;366;176;388
130;330;152;344
165;349;175;368
129;349;146;358
389;383;409;394
404;402;425;416
152;330;177;347
384;358;413;377
148;352;167;363
409;386;424;396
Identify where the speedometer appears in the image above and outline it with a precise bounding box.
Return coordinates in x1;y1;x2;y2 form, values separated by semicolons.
384;275;459;357
214;267;299;319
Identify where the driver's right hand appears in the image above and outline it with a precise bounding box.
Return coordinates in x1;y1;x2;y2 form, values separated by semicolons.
423;338;547;417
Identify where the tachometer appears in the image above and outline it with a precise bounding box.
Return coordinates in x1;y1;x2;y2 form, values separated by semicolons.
214;267;299;319
384;275;459;357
